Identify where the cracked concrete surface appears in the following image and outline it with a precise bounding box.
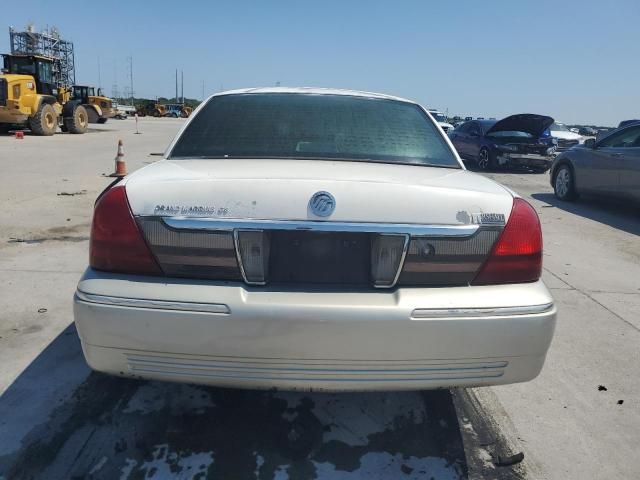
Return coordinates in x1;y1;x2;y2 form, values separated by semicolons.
486;170;640;480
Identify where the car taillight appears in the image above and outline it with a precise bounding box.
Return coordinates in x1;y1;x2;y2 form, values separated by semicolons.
472;198;542;285
90;186;162;275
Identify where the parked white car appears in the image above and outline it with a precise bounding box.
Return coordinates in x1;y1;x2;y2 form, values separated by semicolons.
550;122;585;152
112;103;136;120
427;109;454;133
75;87;556;392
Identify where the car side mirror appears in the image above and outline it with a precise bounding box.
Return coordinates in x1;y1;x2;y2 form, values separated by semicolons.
583;138;596;148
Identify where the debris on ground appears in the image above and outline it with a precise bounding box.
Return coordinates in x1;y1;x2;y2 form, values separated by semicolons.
8;235;89;244
400;464;414;474
37;308;47;314
57;190;87;196
495;451;525;467
617;400;624;405
598;385;608;391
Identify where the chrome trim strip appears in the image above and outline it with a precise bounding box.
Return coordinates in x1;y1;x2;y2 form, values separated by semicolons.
373;234;410;289
411;303;554;319
75;291;230;314
161;217;479;237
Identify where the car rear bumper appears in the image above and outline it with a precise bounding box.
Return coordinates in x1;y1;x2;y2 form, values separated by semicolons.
498;153;553;167
74;269;556;392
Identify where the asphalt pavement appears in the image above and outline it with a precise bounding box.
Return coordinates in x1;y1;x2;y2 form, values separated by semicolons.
0;120;638;479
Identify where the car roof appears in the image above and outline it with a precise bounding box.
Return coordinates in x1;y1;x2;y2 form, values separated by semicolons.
206;87;417;105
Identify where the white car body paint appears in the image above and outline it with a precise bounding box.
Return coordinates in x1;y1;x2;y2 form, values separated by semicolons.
123;159;514;225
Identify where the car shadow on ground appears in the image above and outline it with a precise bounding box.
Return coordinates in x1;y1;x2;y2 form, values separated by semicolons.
0;325;480;480
532;193;640;237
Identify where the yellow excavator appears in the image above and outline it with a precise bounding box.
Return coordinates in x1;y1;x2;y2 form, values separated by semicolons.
0;53;88;135
71;85;115;124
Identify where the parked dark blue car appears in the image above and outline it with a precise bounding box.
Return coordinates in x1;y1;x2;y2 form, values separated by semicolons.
449;114;557;172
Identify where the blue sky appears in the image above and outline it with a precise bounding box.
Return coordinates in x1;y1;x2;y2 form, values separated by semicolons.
2;0;638;125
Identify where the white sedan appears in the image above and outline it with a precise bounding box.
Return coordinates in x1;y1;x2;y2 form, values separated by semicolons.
74;87;556;392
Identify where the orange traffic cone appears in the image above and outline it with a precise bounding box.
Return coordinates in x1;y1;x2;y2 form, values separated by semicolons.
110;139;127;177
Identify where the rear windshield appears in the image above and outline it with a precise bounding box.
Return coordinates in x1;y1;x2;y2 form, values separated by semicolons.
169;93;460;168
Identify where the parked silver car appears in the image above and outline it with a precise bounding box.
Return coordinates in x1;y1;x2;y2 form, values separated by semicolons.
550;122;640;202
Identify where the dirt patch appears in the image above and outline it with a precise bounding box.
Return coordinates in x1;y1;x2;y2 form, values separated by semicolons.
7;223;91;245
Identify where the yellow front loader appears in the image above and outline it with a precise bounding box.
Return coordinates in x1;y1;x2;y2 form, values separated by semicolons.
0;54;88;135
71;85;116;124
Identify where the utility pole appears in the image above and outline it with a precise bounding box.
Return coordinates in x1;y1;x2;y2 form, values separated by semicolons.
112;61;119;102
175;69;178;103
181;70;184;104
128;56;134;107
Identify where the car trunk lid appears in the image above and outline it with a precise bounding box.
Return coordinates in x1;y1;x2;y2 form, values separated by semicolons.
124;159;513;225
486;114;554;138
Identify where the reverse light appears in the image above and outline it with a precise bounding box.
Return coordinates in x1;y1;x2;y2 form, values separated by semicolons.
472;198;542;285
371;234;407;287
90;186;162;275
235;230;270;285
